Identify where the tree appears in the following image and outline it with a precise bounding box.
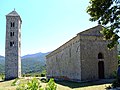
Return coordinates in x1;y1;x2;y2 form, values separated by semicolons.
87;0;120;48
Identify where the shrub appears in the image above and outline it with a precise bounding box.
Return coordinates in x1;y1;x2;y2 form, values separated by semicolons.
1;75;5;81
0;74;5;81
45;78;57;90
106;75;120;88
112;71;117;78
40;78;48;83
25;74;32;77
16;78;43;90
11;78;19;86
41;73;45;77
112;77;120;88
17;78;57;90
34;73;41;77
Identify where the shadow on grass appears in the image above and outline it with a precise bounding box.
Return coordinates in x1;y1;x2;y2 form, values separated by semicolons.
0;78;15;82
56;79;114;89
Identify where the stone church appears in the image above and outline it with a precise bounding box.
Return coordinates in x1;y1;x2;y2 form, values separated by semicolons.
5;10;22;80
46;25;118;82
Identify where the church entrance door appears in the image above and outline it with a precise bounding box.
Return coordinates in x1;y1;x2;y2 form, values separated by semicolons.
98;61;104;79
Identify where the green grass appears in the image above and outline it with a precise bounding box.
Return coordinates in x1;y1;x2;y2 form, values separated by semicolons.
0;77;113;90
0;80;17;90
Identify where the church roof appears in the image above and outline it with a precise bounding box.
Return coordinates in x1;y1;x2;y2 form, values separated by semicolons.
78;25;103;36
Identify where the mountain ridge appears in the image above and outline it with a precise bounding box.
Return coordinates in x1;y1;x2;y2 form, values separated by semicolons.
0;52;50;74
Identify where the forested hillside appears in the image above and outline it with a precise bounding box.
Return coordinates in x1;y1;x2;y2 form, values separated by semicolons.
0;52;49;74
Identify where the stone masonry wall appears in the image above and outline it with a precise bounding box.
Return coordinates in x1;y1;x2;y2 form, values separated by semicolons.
46;25;118;82
5;14;21;80
46;35;82;81
79;26;117;81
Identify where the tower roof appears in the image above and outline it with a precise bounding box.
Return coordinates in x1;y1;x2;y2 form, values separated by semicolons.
6;9;22;22
6;10;19;16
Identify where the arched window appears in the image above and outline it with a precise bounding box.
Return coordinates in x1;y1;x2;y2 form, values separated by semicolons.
98;53;104;59
13;22;15;27
10;41;15;47
10;42;12;47
10;22;15;27
11;22;12;27
10;32;12;36
10;32;14;37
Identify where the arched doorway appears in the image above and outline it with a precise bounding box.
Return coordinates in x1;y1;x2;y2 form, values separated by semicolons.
98;61;104;79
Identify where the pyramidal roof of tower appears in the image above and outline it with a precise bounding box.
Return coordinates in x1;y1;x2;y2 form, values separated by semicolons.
6;10;20;16
6;9;22;22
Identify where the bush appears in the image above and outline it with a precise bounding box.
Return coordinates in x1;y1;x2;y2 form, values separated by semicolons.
11;78;19;86
45;78;57;90
0;74;5;81
33;73;41;77
1;75;5;81
41;73;45;77
16;78;43;90
112;77;120;88
40;78;48;83
17;78;57;90
112;71;117;78
106;75;120;88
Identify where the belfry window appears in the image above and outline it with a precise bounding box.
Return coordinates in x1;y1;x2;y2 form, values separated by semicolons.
10;32;14;37
13;22;15;27
98;53;104;59
13;32;14;36
11;22;12;27
10;42;12;47
10;41;14;47
10;32;12;36
10;22;15;27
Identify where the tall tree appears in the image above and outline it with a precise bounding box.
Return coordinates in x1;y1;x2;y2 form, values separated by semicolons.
87;0;120;48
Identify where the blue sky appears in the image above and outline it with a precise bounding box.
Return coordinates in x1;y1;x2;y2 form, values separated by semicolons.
0;0;97;56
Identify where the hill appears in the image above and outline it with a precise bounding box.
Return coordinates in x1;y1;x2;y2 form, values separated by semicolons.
0;55;5;73
21;52;49;74
0;52;50;74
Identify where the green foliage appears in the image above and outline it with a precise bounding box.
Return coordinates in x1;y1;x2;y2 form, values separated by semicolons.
22;70;46;77
45;78;57;90
0;73;5;81
111;75;120;88
11;78;19;86
41;73;45;77
40;78;48;83
87;0;120;49
118;55;120;64
0;56;5;74
112;71;117;78
105;85;112;89
106;72;120;88
17;78;57;90
0;52;48;75
34;74;41;77
16;78;43;90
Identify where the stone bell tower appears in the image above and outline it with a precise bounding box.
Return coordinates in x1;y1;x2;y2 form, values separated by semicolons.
5;9;22;80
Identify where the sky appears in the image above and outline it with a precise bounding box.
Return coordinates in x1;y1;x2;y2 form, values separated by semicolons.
0;0;97;56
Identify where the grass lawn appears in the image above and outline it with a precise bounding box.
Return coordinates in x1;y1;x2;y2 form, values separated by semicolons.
0;80;17;90
0;77;113;90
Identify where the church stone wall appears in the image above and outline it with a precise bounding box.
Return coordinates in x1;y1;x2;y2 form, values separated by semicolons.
46;25;118;82
79;33;117;81
46;35;82;81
